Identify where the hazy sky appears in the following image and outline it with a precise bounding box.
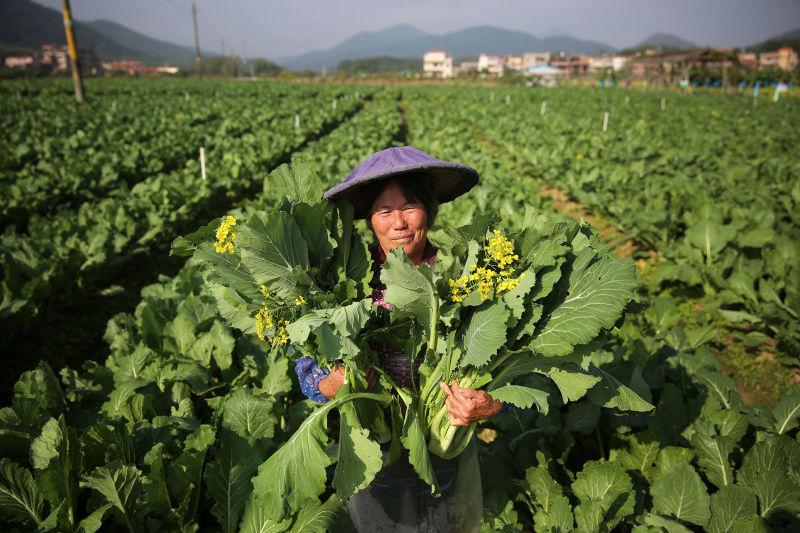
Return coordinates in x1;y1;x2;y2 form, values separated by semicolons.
37;0;800;59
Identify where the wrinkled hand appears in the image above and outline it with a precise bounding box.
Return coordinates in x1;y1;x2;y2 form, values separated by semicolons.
439;380;503;426
319;364;376;399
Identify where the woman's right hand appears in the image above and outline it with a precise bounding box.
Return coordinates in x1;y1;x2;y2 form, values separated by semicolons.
319;364;376;399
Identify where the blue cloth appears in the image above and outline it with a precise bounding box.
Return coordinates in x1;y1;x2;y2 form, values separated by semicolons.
294;357;329;403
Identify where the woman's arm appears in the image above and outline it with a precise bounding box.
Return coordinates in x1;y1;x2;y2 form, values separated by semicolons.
310;358;377;401
439;380;505;426
294;357;330;403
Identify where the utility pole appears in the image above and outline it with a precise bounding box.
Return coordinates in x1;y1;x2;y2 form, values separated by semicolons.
61;0;84;103
191;1;201;77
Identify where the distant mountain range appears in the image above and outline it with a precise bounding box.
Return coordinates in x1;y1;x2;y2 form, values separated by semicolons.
752;27;800;53
1;0;797;72
280;24;616;71
635;33;698;50
279;25;798;72
0;0;211;67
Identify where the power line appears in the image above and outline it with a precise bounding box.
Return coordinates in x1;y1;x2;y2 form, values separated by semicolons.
164;0;192;25
196;5;227;52
198;10;222;40
164;0;225;55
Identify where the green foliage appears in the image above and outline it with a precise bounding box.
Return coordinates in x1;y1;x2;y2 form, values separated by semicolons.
337;56;422;75
0;81;368;326
1;82;799;532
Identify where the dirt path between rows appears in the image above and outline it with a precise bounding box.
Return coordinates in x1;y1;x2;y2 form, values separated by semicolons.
465;123;644;260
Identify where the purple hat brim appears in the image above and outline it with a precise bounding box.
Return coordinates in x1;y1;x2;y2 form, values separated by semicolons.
323;161;479;218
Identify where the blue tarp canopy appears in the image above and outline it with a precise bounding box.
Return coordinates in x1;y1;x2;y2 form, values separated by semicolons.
526;65;563;77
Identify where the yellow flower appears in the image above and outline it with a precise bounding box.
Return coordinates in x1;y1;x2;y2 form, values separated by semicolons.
477;279;494;301
273;320;290;346
451;232;524;302
214;215;237;254
294;295;306;306
449;276;470;303
485;230;518;269
576;153;584;161
470;267;497;283
496;276;521;293
259;284;270;298
254;305;274;341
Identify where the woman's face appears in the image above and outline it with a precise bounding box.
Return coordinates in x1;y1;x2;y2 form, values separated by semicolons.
369;180;428;263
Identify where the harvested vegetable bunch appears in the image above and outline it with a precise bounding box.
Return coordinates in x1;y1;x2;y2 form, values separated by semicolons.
173;160;651;520
383;210;649;463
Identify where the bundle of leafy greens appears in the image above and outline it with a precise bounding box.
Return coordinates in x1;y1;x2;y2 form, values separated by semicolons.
172;160;652;521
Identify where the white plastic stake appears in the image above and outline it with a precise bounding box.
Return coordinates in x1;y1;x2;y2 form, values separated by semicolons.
661;97;666;111
355;91;360;99
540;100;547;115
624;96;629;105
199;146;206;180
111;99;116;113
505;94;510;105
295;113;300;128
603;111;609;132
332;98;337;110
184;91;189;101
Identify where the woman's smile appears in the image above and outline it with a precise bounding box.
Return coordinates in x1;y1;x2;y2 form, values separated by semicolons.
369;180;429;265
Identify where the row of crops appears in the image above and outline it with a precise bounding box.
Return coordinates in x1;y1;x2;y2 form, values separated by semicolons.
1;81;371;334
0;80;799;532
404;87;800;530
479;88;799;361
449;86;800;401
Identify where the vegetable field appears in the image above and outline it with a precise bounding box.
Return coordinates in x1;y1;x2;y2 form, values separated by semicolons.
1;79;799;532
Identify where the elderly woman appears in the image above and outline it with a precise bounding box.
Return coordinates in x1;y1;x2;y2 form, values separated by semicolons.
294;146;505;532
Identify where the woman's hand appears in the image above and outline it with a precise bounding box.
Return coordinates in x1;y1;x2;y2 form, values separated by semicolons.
319;364;377;399
439;380;503;426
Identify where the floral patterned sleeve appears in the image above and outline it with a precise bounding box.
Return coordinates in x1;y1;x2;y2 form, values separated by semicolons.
294;357;329;403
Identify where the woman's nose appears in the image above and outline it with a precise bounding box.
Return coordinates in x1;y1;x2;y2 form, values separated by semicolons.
390;210;408;228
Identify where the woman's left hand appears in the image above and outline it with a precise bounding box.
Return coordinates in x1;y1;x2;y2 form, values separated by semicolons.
439;380;503;426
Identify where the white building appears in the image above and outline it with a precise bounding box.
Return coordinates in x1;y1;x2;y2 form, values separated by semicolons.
478;54;505;76
504;55;523;72
41;44;69;71
523;52;551;69
423;50;453;78
611;56;628;72
588;55;629;73
588;56;613;73
4;56;34;68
